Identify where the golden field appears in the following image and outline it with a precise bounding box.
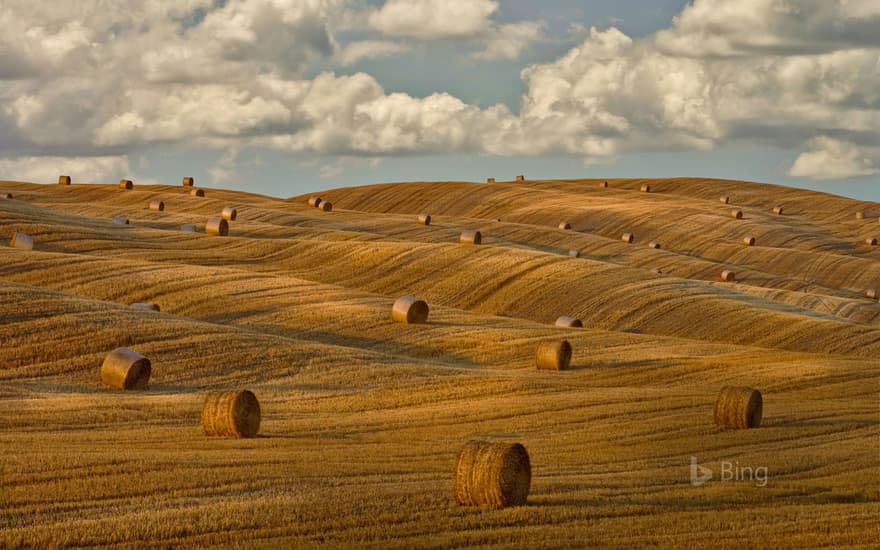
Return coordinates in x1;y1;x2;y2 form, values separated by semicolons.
0;177;878;548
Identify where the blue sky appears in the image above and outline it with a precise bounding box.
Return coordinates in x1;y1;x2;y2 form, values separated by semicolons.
1;0;878;200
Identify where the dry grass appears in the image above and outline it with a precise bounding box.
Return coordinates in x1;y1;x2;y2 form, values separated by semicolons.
0;177;878;548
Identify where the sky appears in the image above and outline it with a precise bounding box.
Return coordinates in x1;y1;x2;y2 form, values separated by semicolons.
0;0;878;200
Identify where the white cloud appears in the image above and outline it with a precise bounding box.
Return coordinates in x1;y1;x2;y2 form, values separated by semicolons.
472;20;545;61
789;137;879;179
337;40;411;66
0;155;132;183
368;0;498;39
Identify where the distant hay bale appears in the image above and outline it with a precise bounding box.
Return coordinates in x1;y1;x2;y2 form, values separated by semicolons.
308;196;323;208
555;316;582;328
9;232;34;250
221;207;237;221
719;196;729;204
418;213;431;225
773;206;784;215
112;216;129;225
2;192;12;199
58;175;71;185
640;184;651;192
182;176;194;186
101;347;151;390
180;224;197;232
856;211;865;220
536;340;572;370
453;440;531;509
487;177;496;183
569;249;580;258
721;270;736;282
515;175;525;182
149;200;164;212
119;179;133;190
621;233;634;243
190;188;205;197
651;268;662;274
866;237;878;246
648;241;661;249
391;295;429;324
714;386;762;429
866;288;877;300
493;218;501;222
130;302;160;311
743;236;756;246
599;181;608;188
319;201;333;212
460;229;481;245
201;390;261;438
558;222;571;230
206;217;229;236
731;209;743;219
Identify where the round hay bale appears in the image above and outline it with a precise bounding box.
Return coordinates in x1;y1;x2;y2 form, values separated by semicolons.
460;230;481;245
569;249;580;258
206;217;228;236
714;386;762;429
10;232;34;250
492;218;501;222
119;179;133;189
555;316;582;328
221;207;237;221
391;295;429;324
101;347;151;390
856;211;865;220
773;206;784;215
866;237;877;246
112;216;129;225
743;236;756;246
648;241;661;249
190;188;205;197
651;268;662;274
599;181;608;188
558;222;571;230
58;175;71;185
621;233;634;243
719;196;729;204
731;209;743;219
2;192;12;199
721;270;736;282
536;340;572;370
418;213;431;225
308;196;323;208
319;201;333;212
640;184;651;193
866;288;877;300
201;390;261;438
453;440;531;508
130;302;160;311
486;177;496;184
149;200;164;212
180;224;197;232
182;176;194;186
515;175;525;182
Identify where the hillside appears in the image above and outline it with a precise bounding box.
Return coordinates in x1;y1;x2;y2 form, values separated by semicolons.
1;177;878;548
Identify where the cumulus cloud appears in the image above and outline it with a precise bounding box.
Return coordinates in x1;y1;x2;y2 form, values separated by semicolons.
789;137;879;179
368;0;497;39
0;155;132;183
337;40;411;66
472;20;545;61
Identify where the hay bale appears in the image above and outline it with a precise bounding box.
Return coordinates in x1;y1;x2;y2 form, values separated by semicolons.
180;224;197;232
453;440;531;509
640;184;651;193
418;213;431;225
721;270;736;282
866;288;877;300
221;207;237;221
149;200;164;212
648;241;661;249
112;216;129;225
206;217;228;236
101;347;151;390
515;175;525;182
731;209;743;219
308;196;323;208
866;237;877;246
651;268;663;274
2;192;12;199
743;236;756;246
714;386;762;429
856;211;865;220
621;233;634;243
555;316;582;328
9;233;34;250
130;302;160;311
492;218;501;222
719;196;729;204
201;390;261;438
599;181;608;188
460;230;481;245
190;188;205;197
558;222;571;230
58;175;71;185
391;295;429;324
569;249;580;258
536;340;572;370
319;201;333;212
182;176;194;186
487;177;496;183
773;206;784;215
119;179;133;189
